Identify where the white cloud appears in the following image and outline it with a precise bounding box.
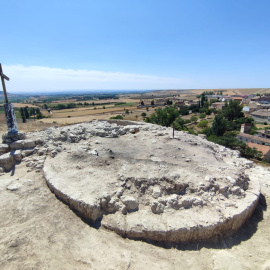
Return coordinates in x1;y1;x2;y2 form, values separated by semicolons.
3;65;191;93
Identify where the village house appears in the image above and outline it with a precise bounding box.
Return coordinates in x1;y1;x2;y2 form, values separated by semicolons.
256;129;270;139
237;133;270;146
251;110;270;124
187;100;199;106
221;96;234;102
247;142;270;163
240;123;252;133
247;102;259;112
250;96;270;102
258;102;270;110
174;99;186;107
155;98;167;104
231;96;243;103
210;102;225;110
205;95;223;101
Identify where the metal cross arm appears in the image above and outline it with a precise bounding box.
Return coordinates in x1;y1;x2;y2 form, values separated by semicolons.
1;72;9;81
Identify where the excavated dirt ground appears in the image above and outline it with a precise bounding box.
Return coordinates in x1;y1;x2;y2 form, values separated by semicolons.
0;120;270;269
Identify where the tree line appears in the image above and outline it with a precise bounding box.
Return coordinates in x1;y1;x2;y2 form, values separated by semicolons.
19;106;43;122
144;99;263;161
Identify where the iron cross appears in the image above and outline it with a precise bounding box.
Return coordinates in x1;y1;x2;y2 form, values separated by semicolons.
0;63;10;104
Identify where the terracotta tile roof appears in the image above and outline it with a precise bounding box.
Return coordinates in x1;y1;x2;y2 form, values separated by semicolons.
247;142;270;155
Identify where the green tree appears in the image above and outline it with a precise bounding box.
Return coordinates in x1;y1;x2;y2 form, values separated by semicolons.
57;104;66;110
201;92;206;107
207;134;263;160
151;100;155;106
24;107;29;119
222;100;244;121
29;107;35;116
141;112;146;117
179;107;189;115
166;99;173;105
212;115;227;136
145;105;179;127
110;115;123;120
19;108;26;123
141;101;144;106
173;116;186;130
36;112;43;119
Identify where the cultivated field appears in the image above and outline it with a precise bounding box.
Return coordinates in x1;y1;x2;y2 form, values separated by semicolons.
1;88;270;132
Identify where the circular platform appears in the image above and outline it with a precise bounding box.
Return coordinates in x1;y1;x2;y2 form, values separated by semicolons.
43;121;260;242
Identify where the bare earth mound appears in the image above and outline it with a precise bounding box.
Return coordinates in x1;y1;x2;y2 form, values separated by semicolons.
42;120;260;242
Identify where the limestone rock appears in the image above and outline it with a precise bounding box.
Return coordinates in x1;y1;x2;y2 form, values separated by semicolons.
13;150;22;161
152;186;162;199
0;153;15;171
6;182;23;191
0;144;10;155
10;139;36;150
151;201;165;214
120;196;138;211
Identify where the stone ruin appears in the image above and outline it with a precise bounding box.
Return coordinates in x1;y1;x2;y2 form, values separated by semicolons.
0;120;260;243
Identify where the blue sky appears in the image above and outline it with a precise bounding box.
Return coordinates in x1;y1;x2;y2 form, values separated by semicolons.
1;0;270;92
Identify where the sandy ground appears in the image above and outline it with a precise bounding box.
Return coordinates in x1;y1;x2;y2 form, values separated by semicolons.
0;138;270;269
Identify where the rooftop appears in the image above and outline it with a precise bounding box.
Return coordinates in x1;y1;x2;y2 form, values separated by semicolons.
251;110;270;117
238;133;270;144
247;142;270;155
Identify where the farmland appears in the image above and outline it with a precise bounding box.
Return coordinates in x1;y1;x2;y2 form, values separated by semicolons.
1;88;270;132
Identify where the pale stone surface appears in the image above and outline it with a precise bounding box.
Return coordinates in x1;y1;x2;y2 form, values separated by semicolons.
42;120;261;243
0;152;15;171
0;143;10;155
13;150;22;161
10;139;36;150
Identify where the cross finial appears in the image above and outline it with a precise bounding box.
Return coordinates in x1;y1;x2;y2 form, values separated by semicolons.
0;63;10;103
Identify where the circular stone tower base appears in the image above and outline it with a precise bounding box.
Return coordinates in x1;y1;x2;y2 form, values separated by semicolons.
43;121;260;243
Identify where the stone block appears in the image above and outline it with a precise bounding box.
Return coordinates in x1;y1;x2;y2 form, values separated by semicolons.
13;150;22;161
10;139;36;150
0;153;15;171
120;196;138;210
2;132;26;143
0;144;10;155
